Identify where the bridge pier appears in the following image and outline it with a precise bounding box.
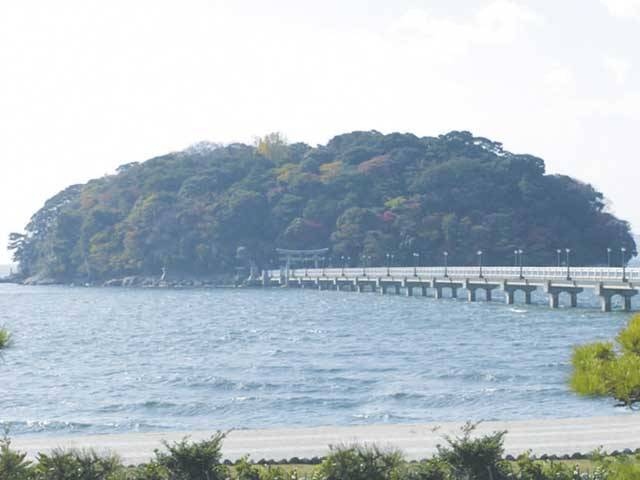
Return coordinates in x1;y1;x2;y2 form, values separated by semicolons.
421;286;428;297
596;283;638;312
545;282;583;309
467;289;476;302
432;279;463;300
464;279;500;303
502;282;537;305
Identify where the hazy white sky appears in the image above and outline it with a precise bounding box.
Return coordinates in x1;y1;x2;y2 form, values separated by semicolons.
1;0;639;263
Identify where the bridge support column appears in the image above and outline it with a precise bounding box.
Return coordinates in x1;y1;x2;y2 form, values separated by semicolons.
467;289;477;302
451;288;458;299
435;287;443;299
357;284;366;293
406;286;413;297
544;283;583;310
505;289;515;305
421;286;428;297
570;292;578;308
394;284;400;295
380;285;387;295
596;283;638;313
548;292;559;309
624;296;633;312
600;293;612;313
524;291;532;305
485;288;492;302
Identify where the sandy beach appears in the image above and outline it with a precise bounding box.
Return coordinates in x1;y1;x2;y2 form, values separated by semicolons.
10;415;640;465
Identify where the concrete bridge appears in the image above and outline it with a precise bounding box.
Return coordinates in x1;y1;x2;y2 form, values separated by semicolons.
262;266;640;312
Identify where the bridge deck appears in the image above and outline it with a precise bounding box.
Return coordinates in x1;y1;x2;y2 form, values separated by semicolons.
263;266;639;312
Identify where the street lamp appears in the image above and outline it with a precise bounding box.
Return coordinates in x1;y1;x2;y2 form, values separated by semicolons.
477;250;483;278
321;256;326;276
518;249;524;279
386;253;391;276
556;249;561;268
341;255;346;276
622;247;627;282
565;248;571;280
413;252;420;276
607;248;612;268
443;251;449;277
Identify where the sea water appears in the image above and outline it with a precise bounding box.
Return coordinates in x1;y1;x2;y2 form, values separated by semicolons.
0;284;637;437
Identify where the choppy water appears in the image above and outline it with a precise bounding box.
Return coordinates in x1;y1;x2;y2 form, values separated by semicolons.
1;284;638;437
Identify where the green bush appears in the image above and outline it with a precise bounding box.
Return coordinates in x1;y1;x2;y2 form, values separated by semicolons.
154;432;228;480
404;458;450;480
33;448;122;480
0;434;32;480
571;314;640;407
316;443;404;480
436;422;508;480
235;456;261;480
0;327;11;349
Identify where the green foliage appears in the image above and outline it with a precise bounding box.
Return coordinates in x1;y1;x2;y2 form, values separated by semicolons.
154;432;228;480
436;422;508;480
0;434;32;480
571;314;640;407
317;444;404;480
33;448;122;480
9;130;637;282
234;456;262;480
0;327;11;349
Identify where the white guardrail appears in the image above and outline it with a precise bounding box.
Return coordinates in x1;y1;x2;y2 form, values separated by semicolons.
267;266;640;282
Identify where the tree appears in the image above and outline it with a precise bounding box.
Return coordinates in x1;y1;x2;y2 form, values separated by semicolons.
255;132;289;164
8;130;637;282
570;314;640;407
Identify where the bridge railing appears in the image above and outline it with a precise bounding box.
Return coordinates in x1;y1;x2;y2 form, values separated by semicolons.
267;266;640;282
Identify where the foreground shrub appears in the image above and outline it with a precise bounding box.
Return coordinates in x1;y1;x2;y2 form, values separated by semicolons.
33;448;122;480
571;314;640;407
436;422;508;480
0;327;11;349
404;458;450;480
154;432;228;480
0;434;32;480
316;443;404;480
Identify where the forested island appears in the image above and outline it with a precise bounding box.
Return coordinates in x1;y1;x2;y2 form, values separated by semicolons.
7;130;637;285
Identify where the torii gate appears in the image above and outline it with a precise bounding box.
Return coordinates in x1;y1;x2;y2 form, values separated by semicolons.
276;248;329;284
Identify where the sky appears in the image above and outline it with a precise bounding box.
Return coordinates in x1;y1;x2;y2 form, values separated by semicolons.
1;0;639;263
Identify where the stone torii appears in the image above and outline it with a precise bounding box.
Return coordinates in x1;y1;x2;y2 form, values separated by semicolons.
275;248;329;285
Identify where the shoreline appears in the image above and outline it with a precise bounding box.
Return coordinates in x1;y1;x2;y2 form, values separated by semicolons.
10;416;640;465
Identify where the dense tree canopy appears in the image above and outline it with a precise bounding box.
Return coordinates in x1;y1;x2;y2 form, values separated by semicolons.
8;130;637;282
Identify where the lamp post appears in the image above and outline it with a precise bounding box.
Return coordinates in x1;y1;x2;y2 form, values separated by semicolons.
607;248;612;268
565;248;571;280
477;250;483;278
518;249;524;279
444;251;449;277
386;253;391;276
514;249;519;267
556;249;561;268
622;247;627;282
413;252;419;276
321;256;326;276
341;255;346;276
